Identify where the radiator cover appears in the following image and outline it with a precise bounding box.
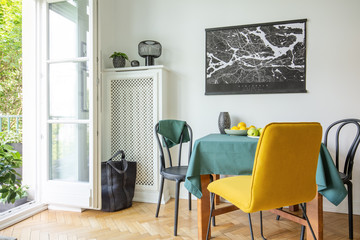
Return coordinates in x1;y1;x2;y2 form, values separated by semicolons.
101;67;167;203
110;77;155;187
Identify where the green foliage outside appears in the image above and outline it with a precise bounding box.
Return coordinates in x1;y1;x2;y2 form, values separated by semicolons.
0;132;27;204
0;0;25;205
0;0;22;139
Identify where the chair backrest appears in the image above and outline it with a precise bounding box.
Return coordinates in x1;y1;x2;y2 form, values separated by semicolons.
249;122;322;213
154;122;193;170
324;118;360;180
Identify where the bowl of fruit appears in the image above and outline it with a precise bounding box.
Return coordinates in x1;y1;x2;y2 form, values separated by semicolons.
224;128;248;136
225;122;248;136
225;122;263;137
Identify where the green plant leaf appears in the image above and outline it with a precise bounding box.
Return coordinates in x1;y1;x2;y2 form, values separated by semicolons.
7;191;16;204
10;173;16;183
13;151;21;159
2;191;8;199
109;52;129;61
0;188;8;193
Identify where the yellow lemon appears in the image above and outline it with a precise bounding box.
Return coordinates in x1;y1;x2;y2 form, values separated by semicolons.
237;122;246;128
231;126;239;130
248;125;256;130
238;126;247;130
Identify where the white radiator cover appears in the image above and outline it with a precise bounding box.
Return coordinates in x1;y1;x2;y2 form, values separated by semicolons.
101;66;169;203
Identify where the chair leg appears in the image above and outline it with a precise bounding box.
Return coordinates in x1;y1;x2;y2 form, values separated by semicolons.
260;211;266;240
209;174;216;226
248;213;255;240
188;191;192;210
300;203;306;240
174;180;181;236
347;182;353;239
300;203;317;240
212;214;216;227
155;176;165;218
211;194;216;227
206;192;215;240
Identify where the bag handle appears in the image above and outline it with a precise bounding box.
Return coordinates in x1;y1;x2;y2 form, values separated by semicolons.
109;150;125;161
107;150;128;174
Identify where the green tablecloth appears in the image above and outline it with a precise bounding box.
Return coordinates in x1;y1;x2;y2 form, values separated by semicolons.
184;134;347;206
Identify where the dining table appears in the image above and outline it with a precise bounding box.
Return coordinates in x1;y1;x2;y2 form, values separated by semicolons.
184;133;347;240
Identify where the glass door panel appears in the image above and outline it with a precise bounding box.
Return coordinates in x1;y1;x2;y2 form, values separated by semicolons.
48;62;89;120
48;0;89;59
49;123;89;182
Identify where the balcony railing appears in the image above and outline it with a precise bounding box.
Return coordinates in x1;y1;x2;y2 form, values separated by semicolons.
0;115;22;132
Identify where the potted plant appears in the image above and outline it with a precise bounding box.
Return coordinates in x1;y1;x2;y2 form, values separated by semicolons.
110;52;129;68
0;131;28;211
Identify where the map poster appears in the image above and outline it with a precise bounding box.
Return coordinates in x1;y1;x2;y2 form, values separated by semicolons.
205;19;307;95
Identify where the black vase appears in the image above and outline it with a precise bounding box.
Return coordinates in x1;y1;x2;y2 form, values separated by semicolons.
218;112;231;134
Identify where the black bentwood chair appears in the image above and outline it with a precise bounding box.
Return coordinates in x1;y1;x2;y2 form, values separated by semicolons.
324;118;360;240
154;121;193;236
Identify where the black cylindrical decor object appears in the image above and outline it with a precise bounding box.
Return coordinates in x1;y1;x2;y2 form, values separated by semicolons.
145;56;154;66
138;40;162;66
218;112;231;134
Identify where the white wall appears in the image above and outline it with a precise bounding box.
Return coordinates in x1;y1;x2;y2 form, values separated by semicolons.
99;0;360;213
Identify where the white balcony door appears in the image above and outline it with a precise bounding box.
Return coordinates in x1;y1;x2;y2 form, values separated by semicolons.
40;0;100;209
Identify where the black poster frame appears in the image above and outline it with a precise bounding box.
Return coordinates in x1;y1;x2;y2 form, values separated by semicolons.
205;19;307;95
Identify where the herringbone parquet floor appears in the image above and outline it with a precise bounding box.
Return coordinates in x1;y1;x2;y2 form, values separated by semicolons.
0;199;358;239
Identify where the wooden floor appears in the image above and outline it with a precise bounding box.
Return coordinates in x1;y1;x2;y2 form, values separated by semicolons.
0;199;358;239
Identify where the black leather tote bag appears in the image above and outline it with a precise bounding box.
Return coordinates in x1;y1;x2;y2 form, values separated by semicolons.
101;150;137;212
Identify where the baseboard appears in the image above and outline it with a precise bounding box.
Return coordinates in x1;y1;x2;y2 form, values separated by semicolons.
47;204;85;212
0;201;48;230
133;188;170;204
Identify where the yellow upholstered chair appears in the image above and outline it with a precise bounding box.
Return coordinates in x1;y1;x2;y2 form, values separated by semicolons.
206;122;322;240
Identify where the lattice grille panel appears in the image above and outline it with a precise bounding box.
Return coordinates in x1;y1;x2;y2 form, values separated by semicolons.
110;78;155;187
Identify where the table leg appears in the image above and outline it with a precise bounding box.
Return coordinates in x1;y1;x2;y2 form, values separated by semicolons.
198;175;211;240
289;204;299;211
306;192;323;240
